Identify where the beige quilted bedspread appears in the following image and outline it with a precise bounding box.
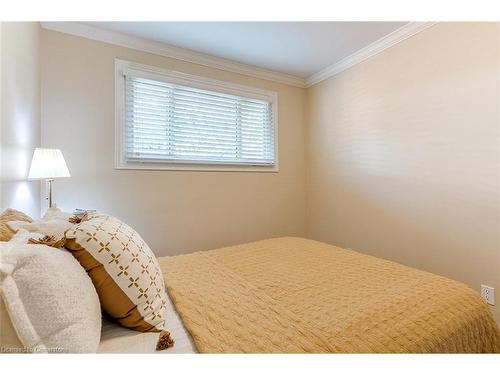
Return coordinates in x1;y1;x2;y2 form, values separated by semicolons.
159;237;500;353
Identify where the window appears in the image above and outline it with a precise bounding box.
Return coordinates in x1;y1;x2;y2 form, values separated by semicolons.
115;60;278;171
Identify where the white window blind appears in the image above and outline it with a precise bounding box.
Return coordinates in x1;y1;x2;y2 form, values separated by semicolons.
123;75;276;167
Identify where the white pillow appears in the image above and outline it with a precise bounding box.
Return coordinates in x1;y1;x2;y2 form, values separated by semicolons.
7;219;72;240
8;229;46;245
0;242;102;353
7;208;74;241
42;207;73;221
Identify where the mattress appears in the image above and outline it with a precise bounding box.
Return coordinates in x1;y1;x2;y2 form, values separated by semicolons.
159;237;500;353
98;288;196;353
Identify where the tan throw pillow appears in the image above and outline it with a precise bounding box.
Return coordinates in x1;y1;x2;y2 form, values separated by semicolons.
64;213;173;350
0;209;33;242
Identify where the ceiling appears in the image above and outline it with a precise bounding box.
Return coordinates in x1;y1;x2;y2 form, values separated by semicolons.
84;22;408;78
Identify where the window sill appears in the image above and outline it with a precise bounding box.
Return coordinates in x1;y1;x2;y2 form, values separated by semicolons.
115;160;279;173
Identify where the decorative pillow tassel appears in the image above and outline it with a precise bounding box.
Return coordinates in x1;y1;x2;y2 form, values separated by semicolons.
156;330;174;351
28;235;66;248
68;212;89;224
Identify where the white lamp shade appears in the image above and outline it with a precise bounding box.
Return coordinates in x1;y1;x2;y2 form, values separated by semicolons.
28;148;71;179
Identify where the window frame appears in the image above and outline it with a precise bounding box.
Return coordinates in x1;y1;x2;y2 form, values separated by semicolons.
115;59;279;172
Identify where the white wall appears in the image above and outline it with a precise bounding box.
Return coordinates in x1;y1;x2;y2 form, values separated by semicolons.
306;22;500;322
1;22;2;205
40;29;307;256
0;22;41;218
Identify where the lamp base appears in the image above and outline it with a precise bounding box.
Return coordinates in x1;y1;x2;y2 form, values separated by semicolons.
46;178;54;209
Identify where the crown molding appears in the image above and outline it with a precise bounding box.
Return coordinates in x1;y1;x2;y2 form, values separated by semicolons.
41;22;436;90
40;22;307;88
305;22;437;87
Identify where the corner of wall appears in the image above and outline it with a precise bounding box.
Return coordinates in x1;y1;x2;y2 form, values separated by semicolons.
0;22;3;209
303;84;312;239
0;22;42;218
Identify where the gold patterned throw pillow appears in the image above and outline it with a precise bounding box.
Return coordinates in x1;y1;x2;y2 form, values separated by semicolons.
64;213;173;350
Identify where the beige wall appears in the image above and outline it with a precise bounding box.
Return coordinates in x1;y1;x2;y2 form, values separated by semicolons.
40;29;307;256
306;23;500;321
0;22;41;218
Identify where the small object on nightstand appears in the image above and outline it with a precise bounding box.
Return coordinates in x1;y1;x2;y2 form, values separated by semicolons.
70;209;97;223
73;208;96;215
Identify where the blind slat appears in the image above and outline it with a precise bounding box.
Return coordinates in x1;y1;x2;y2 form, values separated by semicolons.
126;129;268;145
126;115;271;131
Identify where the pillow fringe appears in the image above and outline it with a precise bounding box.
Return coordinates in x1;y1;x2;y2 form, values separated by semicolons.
28;235;66;248
156;330;174;351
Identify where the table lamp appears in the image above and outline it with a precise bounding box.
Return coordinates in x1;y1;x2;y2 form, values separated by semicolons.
28;148;71;208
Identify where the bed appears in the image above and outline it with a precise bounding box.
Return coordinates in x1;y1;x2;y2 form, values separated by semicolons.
20;235;498;353
142;237;500;353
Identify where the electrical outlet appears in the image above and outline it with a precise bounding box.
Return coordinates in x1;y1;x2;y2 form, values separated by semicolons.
481;285;495;306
